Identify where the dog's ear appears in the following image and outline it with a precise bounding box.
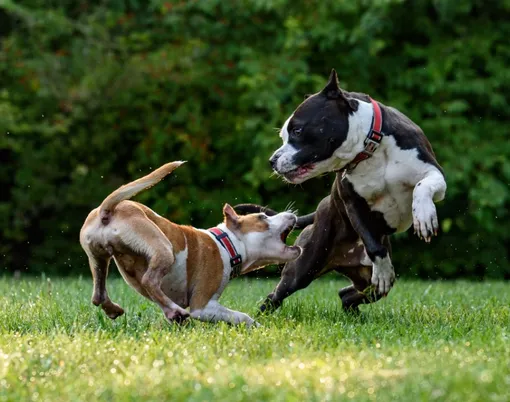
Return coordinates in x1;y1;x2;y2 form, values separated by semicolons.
223;204;239;228
322;69;341;99
304;94;312;100
321;69;358;112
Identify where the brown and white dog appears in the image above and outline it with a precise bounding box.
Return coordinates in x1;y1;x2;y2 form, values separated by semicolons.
79;161;301;326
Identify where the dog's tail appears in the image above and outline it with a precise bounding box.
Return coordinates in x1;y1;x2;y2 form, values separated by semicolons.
234;203;315;229
99;161;186;225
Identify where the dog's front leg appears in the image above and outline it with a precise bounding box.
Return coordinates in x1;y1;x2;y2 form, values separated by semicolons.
412;170;447;242
126;218;190;324
357;228;394;296
340;180;395;296
191;300;258;327
260;196;336;314
141;257;190;324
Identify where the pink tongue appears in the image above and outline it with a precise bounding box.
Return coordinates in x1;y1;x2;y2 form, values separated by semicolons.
297;166;308;174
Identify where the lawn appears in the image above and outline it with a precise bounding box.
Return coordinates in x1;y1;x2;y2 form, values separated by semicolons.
0;276;509;401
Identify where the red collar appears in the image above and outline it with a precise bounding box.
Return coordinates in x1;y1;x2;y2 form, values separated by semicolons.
208;227;243;279
344;97;383;173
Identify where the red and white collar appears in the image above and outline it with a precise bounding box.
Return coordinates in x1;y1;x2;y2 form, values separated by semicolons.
208;227;243;279
344;97;383;173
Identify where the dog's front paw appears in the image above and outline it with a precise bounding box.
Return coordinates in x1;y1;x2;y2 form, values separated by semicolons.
413;198;439;242
258;293;281;315
247;320;262;329
165;308;190;324
241;314;261;328
371;256;395;296
101;300;125;320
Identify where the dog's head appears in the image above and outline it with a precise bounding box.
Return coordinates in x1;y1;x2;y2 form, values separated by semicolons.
222;204;301;274
269;69;362;184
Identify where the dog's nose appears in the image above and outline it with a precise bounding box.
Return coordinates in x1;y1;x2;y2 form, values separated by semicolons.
269;154;278;170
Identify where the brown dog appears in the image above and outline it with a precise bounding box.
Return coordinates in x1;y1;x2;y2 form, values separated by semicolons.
80;161;301;326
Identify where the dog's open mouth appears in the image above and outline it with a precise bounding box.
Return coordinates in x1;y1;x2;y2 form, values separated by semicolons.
279;218;297;246
282;163;315;181
280;222;301;257
280;226;292;243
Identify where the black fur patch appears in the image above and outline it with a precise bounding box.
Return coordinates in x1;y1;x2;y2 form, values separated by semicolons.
338;177;395;260
287;92;352;167
379;104;443;173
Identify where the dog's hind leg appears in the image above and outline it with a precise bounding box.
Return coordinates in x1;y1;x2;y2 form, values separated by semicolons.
337;266;382;312
336;236;392;312
87;255;125;319
260;199;336;314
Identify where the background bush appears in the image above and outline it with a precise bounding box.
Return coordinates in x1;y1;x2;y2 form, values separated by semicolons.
1;0;509;278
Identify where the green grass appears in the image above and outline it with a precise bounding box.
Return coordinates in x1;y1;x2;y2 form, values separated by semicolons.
0;276;509;401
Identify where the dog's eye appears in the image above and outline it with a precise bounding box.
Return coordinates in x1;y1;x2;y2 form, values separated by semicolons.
293;127;302;137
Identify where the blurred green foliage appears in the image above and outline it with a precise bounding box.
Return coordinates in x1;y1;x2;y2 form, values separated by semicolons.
0;0;509;278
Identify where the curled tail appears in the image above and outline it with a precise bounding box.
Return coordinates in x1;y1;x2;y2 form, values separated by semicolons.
99;161;185;224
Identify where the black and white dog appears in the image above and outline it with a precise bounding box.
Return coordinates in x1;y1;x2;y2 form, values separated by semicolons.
235;69;446;312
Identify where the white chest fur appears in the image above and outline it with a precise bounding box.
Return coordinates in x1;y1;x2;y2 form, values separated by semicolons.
346;136;441;233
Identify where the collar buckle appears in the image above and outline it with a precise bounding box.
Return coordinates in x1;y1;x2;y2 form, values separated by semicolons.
230;257;242;278
363;138;380;155
230;256;242;267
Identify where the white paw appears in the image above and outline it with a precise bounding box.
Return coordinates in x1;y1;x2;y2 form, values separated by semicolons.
371;256;395;295
244;316;261;328
412;197;439;242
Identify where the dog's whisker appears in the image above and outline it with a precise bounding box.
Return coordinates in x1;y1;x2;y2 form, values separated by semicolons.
284;201;296;212
286;208;299;216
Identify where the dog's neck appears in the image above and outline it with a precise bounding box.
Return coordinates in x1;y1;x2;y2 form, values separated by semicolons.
211;223;254;275
334;99;375;162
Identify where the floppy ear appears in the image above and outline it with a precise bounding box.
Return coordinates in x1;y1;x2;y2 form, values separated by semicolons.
321;69;358;112
223;204;239;228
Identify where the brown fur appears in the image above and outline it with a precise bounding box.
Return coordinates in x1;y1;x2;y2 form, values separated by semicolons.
82;197;225;322
136;203;186;253
238;215;270;234
182;226;224;310
223;205;270;234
